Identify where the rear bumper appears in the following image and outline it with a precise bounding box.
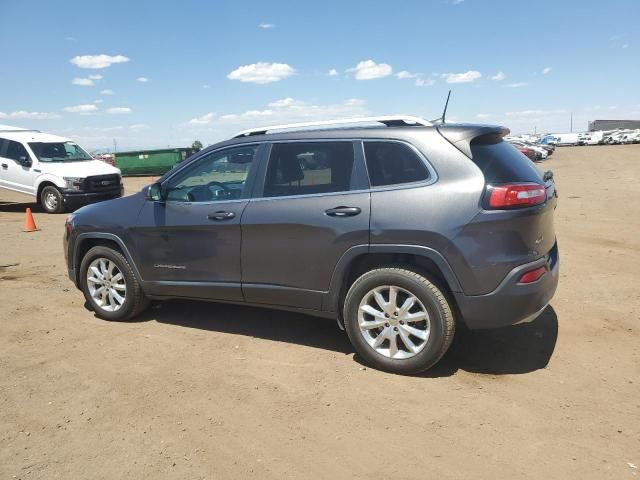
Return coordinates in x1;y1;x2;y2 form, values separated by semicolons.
61;186;123;209
454;242;559;329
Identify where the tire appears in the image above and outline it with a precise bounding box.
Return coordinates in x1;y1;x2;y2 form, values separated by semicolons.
343;267;455;374
79;246;149;321
40;186;65;214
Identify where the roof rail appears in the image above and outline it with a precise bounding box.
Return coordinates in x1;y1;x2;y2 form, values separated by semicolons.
230;115;432;139
0;129;41;133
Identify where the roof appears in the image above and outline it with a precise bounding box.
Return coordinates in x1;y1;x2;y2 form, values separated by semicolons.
0;130;72;143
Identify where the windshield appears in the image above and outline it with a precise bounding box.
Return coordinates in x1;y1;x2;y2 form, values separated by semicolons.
28;141;93;162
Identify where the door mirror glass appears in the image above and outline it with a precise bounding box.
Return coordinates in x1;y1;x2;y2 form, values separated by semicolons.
18;156;32;167
147;182;164;201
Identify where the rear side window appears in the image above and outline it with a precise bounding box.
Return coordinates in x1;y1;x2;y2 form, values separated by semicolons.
4;140;29;162
470;136;543;184
364;141;430;187
264;142;355;197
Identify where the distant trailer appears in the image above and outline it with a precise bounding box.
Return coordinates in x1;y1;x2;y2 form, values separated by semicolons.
114;147;195;176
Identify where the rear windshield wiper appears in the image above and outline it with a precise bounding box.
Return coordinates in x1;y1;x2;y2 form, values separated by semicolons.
543;170;554;182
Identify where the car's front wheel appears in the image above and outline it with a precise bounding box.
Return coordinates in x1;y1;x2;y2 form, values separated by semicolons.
40;186;65;213
343;267;455;374
79;246;149;321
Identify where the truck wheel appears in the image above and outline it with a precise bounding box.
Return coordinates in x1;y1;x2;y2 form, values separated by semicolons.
40;186;65;214
343;267;455;375
79;246;149;321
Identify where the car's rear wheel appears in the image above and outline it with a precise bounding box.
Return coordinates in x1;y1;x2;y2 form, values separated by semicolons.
343;267;455;374
40;186;65;214
79;246;149;321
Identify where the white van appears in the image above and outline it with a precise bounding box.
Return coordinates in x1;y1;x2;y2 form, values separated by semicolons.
0;128;122;213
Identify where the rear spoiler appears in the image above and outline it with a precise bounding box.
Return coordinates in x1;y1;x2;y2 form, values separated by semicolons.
437;124;510;157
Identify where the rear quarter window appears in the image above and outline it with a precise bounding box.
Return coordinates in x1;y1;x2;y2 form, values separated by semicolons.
364;141;430;187
470;135;543;184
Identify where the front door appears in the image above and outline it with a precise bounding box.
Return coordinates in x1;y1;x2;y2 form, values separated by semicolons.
0;140;37;195
134;144;262;302
241;140;370;310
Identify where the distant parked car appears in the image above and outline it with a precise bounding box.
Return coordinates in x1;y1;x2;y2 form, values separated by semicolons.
509;141;543;162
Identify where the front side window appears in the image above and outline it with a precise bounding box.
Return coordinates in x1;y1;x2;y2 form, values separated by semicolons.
5;141;30;162
263;142;355;197
165;145;257;202
364;141;430;187
28;141;92;162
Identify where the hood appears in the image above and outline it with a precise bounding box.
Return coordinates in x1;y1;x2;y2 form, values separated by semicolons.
38;159;121;177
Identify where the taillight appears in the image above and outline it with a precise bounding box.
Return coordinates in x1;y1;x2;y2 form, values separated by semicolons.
487;183;546;209
518;266;547;284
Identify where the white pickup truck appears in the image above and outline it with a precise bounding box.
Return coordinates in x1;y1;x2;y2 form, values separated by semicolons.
0;128;122;213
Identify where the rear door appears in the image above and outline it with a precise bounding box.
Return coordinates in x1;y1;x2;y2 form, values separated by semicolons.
240;140;370;310
133;144;263;301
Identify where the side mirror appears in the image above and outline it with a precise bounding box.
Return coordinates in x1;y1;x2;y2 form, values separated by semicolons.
147;182;164;201
18;156;32;168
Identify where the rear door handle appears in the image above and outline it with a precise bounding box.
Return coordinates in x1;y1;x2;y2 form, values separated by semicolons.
325;206;362;217
207;211;235;221
1;163;7;169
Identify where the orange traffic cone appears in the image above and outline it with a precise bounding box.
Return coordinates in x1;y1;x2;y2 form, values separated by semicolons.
24;208;39;232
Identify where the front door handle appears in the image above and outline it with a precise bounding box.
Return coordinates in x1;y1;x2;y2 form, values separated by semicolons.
207;211;235;221
1;163;7;169
325;206;362;217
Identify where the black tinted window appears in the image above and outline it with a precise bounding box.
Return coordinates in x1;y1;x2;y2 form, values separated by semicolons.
364;141;429;187
470;136;543;184
5;141;29;162
264;142;355;197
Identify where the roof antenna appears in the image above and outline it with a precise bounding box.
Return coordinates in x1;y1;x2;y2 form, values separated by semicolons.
430;90;451;125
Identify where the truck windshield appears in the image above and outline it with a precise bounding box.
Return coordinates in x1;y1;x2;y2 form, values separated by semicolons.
28;141;93;162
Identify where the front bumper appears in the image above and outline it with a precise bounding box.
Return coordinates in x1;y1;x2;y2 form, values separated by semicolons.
454;242;559;329
61;186;123;209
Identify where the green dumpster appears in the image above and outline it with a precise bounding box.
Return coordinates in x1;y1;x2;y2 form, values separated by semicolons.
114;148;195;176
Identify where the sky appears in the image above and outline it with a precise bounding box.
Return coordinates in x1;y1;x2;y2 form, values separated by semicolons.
0;0;638;151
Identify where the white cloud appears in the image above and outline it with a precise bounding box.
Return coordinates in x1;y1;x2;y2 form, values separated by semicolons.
212;98;369;132
89;74;102;80
441;70;482;83
136;77;149;82
622;43;629;49
227;62;296;84
64;104;98;113
395;70;419;79
542;67;552;74
188;112;216;125
491;71;505;81
328;68;338;76
107;107;132;115
258;23;274;29
72;77;95;86
70;54;130;69
268;97;305;108
202;84;210;89
129;124;149;131
94;99;103;104
505;109;565;118
348;59;393;80
504;82;528;88
415;78;435;87
476;113;492;119
0;110;60;120
101;89;115;95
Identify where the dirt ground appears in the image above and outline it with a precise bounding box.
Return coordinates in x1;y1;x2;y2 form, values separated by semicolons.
1;145;638;479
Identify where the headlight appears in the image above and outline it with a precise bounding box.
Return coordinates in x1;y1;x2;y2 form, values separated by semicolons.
63;177;85;190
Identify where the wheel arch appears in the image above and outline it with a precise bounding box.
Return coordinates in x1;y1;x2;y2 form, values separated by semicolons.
74;233;142;286
323;245;463;316
36;181;59;204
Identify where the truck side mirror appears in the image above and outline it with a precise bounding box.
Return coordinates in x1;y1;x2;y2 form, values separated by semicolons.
147;182;164;201
18;156;32;168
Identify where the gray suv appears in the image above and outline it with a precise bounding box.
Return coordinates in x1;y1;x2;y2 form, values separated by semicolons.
63;116;559;374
